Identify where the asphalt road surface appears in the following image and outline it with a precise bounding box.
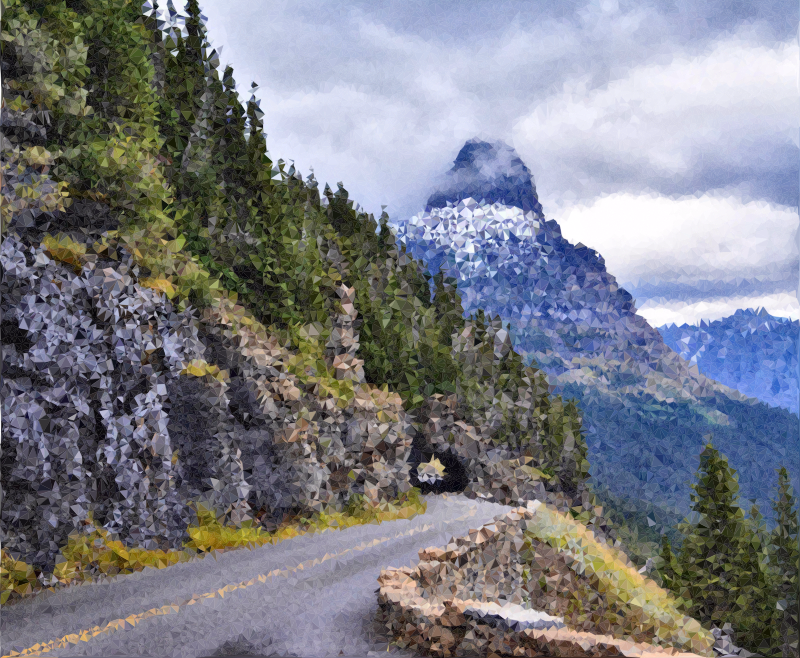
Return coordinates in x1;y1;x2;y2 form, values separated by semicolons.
1;494;515;658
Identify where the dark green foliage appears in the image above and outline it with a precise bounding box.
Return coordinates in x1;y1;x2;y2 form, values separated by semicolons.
771;466;800;658
448;309;592;501
658;534;678;591
663;442;782;656
30;0;162;212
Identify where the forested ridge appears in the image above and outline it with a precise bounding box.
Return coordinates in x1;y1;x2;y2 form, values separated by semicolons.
0;0;588;488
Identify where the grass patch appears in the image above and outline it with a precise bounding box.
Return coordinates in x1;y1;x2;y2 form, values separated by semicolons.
523;500;715;657
1;488;426;605
42;233;87;273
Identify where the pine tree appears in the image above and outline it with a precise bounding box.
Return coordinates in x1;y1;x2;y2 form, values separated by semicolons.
156;0;221;262
674;442;780;655
422;267;462;394
209;66;260;290
658;534;678;591
144;1;166;99
244;85;270;203
48;0;173;233
772;466;800;658
561;398;590;498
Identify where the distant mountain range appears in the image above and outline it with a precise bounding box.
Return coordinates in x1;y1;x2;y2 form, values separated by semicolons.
395;138;799;527
658;308;798;415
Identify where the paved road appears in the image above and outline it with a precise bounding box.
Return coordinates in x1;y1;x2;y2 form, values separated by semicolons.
1;494;514;658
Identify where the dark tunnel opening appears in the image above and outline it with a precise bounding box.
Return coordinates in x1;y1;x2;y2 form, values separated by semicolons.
408;433;469;495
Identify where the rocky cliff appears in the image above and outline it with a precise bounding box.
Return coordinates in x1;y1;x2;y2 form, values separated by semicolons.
0;225;414;571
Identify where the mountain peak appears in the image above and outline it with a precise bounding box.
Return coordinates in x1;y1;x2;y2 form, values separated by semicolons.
426;138;545;218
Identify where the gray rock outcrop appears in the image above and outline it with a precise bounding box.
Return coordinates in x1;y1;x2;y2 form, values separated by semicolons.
414;393;616;545
0;230;413;575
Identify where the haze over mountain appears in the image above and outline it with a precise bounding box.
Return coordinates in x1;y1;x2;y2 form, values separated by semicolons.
395;139;799;527
658;308;799;415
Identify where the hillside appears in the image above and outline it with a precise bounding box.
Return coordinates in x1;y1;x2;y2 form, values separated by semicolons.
395;139;799;528
658;308;799;415
0;0;605;579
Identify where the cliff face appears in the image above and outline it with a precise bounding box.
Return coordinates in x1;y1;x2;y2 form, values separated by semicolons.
0;229;413;571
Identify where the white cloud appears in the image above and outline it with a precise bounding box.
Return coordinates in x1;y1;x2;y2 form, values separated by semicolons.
637;292;800;325
553;191;798;285
554;189;799;325
513;36;799;206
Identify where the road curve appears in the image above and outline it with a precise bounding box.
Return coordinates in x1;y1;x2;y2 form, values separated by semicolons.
1;494;515;658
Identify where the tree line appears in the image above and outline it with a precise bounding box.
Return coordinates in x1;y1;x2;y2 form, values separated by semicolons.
656;444;799;658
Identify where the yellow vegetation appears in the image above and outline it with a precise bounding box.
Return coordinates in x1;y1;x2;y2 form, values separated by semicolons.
179;358;228;381
138;277;177;298
0;489;426;605
42;233;87;272
524;501;715;656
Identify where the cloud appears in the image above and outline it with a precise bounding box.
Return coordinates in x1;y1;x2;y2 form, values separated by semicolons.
553;190;799;323
195;0;798;225
637;292;800;325
512;36;799;208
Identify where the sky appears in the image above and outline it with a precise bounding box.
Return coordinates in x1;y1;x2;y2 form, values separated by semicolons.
172;0;798;326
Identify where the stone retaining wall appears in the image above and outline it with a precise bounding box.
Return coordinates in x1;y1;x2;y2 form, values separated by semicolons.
376;504;713;658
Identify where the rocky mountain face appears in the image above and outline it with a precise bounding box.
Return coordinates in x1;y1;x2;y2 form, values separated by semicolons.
658;308;799;416
0;224;415;571
395;139;799;525
426;138;545;217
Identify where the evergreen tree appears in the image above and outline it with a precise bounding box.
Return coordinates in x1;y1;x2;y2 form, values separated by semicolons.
561;398;590;498
209;66;260;296
173;1;212;185
673;442;780;655
417;267;462;395
144;1;166;101
244;85;270;203
772;466;800;658
41;0;173;235
658;534;678;592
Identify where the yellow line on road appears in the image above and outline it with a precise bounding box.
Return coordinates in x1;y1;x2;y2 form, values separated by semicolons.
2;506;478;658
